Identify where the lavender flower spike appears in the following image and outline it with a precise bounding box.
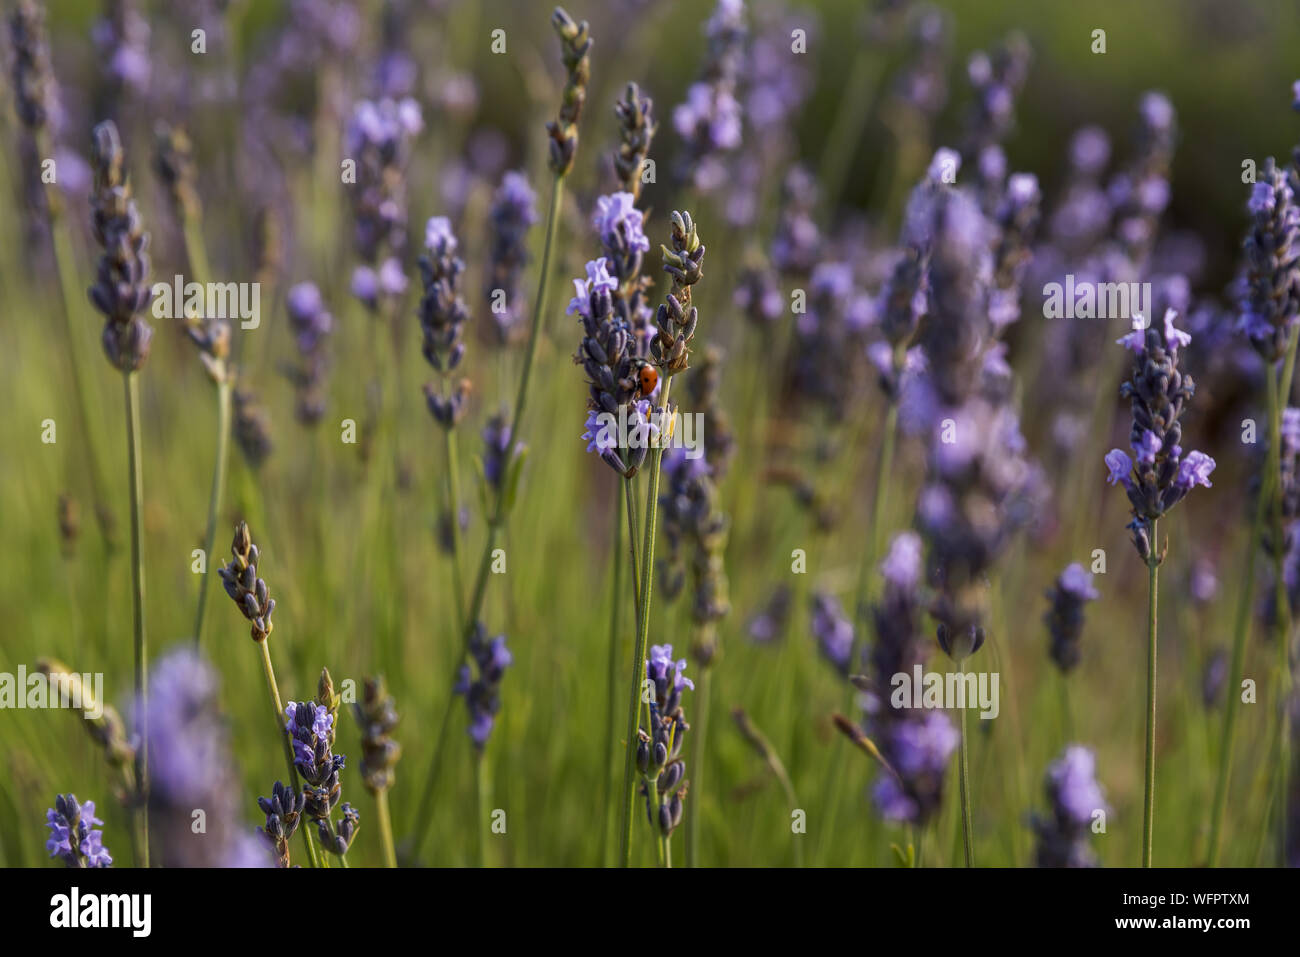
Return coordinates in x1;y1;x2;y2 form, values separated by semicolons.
614;82;657;202
1108;308;1212;559
455;625;513;749
651;211;706;376
284;282;334;425
355;676;402;794
89;120;154;371
1237;156;1300;362
8;0;57;131
637;646;693;838
546;8;592;177
419;216;472;428
811;592;855;675
1044;563;1099;673
485;171;539;344
144;649;271;867
45;794;112;868
1033;746;1109;867
257;781;305;868
216;521;276;642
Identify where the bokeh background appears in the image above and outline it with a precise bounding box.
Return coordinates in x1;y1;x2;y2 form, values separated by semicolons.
2;0;1299;867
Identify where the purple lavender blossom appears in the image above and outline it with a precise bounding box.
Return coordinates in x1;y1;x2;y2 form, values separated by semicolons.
593;192;650;253
567;258;618;318
284;282;334;425
45;794;112;868
419;216;472;428
638;644;694;837
1237;156;1300;361
811;592;855;674
1033;746;1109;867
735;265;785;326
482;414;521;495
770;165;821;276
93;0;151;115
1044;563;1099;673
747;584;792;645
873;712;959;823
1108;309;1211;558
455;626;512;748
881;530;923;591
485;171;539;343
647;644;695;705
143;648;271;867
89;121;154;371
346;96;421;313
257;780;305;868
672;0;747;190
285;700;346;831
1202;647;1228;710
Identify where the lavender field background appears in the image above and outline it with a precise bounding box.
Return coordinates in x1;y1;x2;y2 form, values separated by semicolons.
3;0;1300;869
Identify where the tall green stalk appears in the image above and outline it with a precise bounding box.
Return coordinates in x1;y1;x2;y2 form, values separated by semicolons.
49;196;116;550
375;790;398;868
601;481;626;865
474;752;488;867
408;173;566;858
620;377;675;866
850;401;899;670
1207;329;1300;863
123;371;148;866
193;380;232;646
957;666;974;868
683;647;712;867
1270;331;1300;863
1142;517;1160;868
443;426;467;628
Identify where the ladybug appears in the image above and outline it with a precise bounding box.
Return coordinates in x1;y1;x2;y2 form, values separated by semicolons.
637;363;660;398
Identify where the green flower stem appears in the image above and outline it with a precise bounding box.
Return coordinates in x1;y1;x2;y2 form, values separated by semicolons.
625;475;643;616
957;664;974;867
1142;517;1160;868
822;390;897;866
601;480;627;865
620;376;675;867
474;751;488;868
193;380;232;647
408;172;566;859
123;371;148;866
257;638;321;869
443;425;467;629
182;216;213;287
1207;461;1269;864
506;173;564;455
375;789;397;868
1207;327;1299;864
407;690;457;860
1271;328;1300;863
683;648;712;868
852;398;900;652
50;194;116;550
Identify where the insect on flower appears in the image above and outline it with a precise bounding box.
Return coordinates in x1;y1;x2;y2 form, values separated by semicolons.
637;361;660;399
